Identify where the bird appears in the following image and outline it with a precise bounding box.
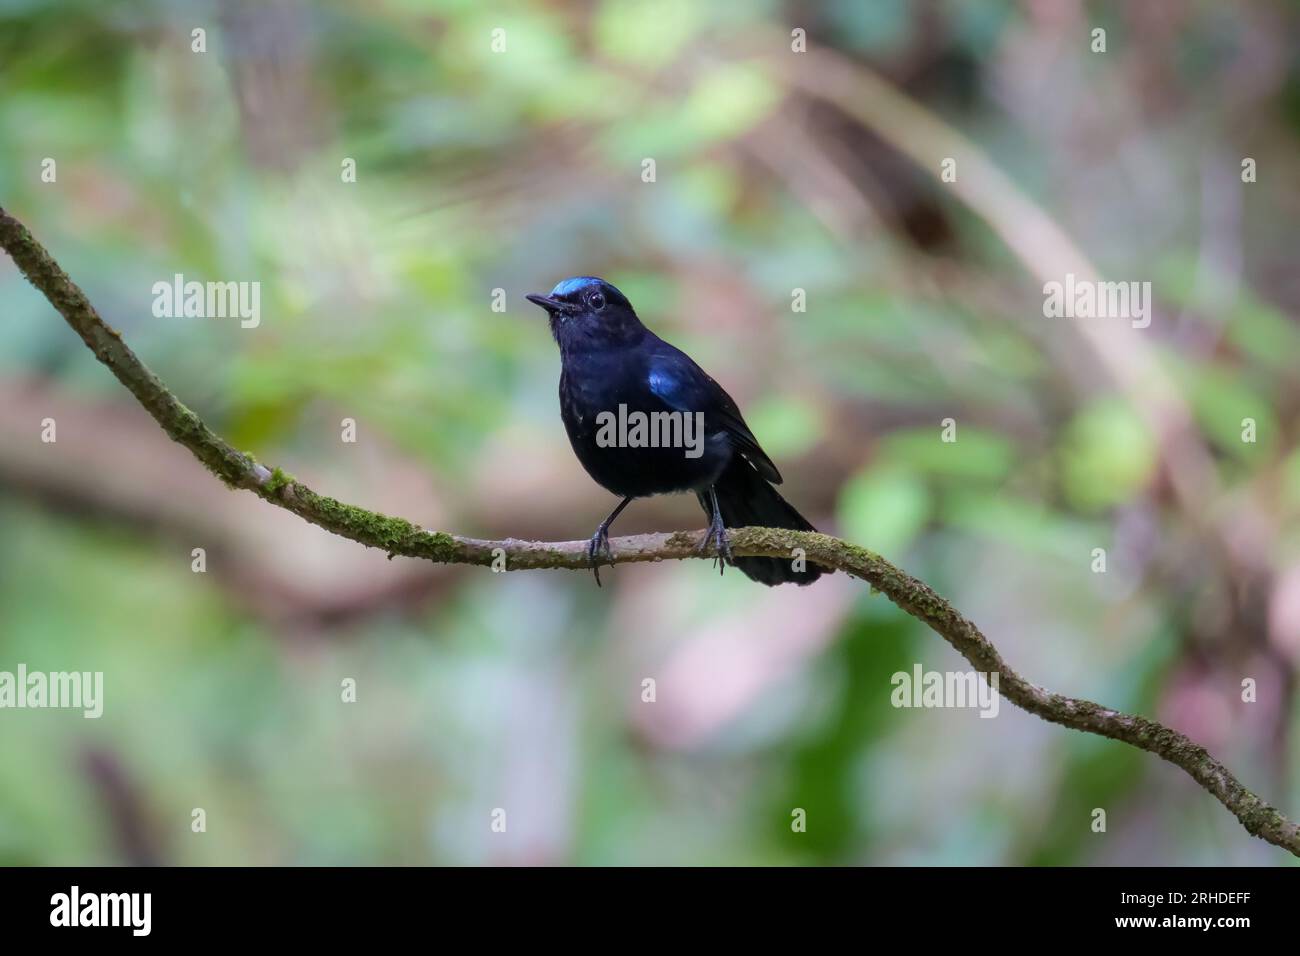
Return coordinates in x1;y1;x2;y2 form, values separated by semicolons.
526;276;825;587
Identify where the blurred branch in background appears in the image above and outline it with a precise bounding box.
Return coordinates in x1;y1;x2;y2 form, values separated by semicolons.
3;205;1298;857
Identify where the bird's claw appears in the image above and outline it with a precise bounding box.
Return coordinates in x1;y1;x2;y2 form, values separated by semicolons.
587;525;614;587
699;514;733;575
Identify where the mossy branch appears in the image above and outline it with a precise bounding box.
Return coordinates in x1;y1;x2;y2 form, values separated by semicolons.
3;205;1297;857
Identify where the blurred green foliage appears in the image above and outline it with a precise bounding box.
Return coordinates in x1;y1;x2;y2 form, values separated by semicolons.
2;0;1299;865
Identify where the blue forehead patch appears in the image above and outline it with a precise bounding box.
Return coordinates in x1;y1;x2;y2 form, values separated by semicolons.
550;276;602;297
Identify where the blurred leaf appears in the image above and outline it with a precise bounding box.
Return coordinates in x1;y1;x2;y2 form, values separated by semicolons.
878;426;1015;483
601;62;780;160
1183;367;1278;461
744;395;823;460
594;0;702;68
682;63;780;142
1226;298;1300;373
837;466;930;555
942;491;1102;557
1058;399;1156;512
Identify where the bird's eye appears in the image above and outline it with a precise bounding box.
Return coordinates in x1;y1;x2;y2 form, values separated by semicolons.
588;292;606;311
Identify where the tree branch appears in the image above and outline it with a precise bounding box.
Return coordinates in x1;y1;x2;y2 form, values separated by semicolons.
3;204;1297;857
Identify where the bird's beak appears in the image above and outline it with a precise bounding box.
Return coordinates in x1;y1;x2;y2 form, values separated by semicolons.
526;293;570;314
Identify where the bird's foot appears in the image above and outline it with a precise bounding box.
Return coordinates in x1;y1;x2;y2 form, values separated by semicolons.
587;524;614;587
698;512;733;575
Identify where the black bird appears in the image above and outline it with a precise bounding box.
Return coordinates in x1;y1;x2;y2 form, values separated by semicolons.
526;276;824;587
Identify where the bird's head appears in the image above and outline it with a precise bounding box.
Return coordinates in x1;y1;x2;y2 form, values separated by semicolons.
526;276;645;348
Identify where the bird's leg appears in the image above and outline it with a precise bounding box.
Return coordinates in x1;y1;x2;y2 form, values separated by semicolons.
700;486;733;575
588;496;633;587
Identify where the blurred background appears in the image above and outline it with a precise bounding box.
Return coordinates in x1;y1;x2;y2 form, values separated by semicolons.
1;0;1299;865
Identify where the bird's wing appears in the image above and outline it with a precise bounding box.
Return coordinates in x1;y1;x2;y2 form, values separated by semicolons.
644;341;783;484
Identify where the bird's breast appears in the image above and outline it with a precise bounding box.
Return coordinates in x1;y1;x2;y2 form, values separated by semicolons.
558;358;730;498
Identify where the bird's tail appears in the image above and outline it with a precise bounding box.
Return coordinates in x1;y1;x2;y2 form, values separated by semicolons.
699;458;826;586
